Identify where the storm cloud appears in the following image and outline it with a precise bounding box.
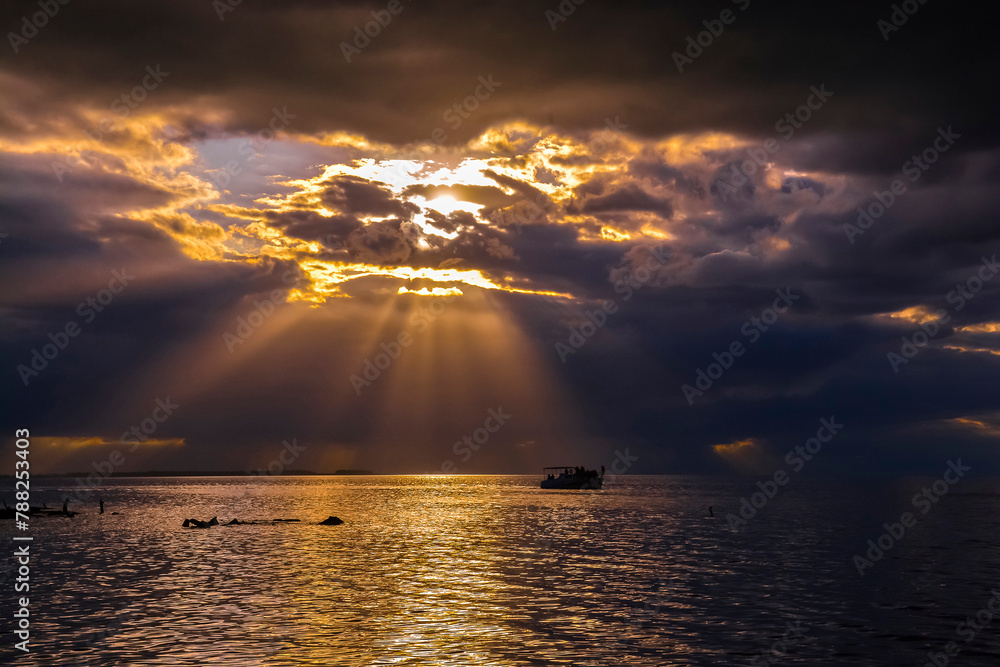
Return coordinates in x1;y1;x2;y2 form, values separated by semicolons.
1;0;997;475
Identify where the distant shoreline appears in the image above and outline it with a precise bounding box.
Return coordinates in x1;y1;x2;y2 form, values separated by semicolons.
0;469;376;478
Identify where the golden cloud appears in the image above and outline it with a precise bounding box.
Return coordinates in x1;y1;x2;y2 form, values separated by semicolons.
943;417;1000;438
36;437;187;450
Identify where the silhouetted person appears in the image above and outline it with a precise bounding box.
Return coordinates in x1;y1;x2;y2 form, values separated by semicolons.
709;506;714;517
99;499;104;514
62;498;68;514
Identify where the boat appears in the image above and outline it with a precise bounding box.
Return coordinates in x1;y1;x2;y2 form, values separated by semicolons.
540;466;604;490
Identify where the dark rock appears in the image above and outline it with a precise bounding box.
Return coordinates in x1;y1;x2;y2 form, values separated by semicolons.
318;516;344;526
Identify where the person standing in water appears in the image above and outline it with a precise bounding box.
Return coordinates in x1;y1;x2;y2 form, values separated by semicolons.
63;498;68;514
99;498;104;514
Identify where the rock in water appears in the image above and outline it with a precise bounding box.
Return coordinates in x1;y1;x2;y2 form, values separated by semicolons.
318;516;344;525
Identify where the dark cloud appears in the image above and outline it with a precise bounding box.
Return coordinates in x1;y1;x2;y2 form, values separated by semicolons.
1;0;999;476
320;175;418;218
265;209;359;248
629;158;705;197
1;0;994;153
346;219;415;264
576;184;673;218
780;176;827;197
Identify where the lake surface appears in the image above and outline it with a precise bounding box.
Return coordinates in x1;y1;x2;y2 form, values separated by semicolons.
3;475;1000;666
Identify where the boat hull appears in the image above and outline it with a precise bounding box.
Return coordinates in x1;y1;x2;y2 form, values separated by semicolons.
540;477;603;490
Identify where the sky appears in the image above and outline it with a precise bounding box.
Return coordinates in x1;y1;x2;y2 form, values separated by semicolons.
1;0;997;476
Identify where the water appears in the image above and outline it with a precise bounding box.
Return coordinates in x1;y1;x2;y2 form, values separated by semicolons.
3;475;1000;666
